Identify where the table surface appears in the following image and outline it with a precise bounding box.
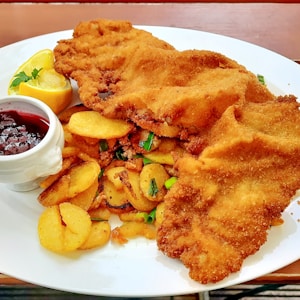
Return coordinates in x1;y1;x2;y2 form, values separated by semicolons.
0;1;299;291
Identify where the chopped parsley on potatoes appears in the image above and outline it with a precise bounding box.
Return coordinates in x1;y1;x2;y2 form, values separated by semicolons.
37;105;181;254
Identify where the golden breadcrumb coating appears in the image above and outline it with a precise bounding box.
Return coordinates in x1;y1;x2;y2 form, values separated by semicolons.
54;19;275;138
157;96;300;283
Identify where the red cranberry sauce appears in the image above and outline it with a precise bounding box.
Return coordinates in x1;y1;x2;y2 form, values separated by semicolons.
0;110;49;155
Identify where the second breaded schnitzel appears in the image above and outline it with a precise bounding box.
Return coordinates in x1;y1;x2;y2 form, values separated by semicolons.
157;95;300;283
54;19;275;138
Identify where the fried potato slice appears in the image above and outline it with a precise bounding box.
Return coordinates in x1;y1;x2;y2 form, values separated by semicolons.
38;203;92;253
39;156;78;189
105;166;127;190
155;201;165;227
111;222;156;244
103;178;133;214
38;205;64;253
62;146;80;158
119;211;145;222
79;221;111;250
68;161;100;198
68;111;134;139
121;170;157;212
38;175;71;206
143;151;175;165
139;163;169;202
88;207;111;221
70;178;98;210
38;160;100;206
60;202;92;252
142;139;183;165
58;104;90;124
70;134;100;159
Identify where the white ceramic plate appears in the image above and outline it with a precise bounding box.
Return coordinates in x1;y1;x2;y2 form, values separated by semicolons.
0;26;300;297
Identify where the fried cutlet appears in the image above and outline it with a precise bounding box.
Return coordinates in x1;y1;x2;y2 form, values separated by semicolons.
54;19;300;284
157;95;300;283
54;19;275;138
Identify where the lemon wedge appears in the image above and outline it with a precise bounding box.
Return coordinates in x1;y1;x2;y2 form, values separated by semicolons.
8;49;72;114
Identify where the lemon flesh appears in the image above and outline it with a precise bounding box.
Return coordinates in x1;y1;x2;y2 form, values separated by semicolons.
8;49;72;114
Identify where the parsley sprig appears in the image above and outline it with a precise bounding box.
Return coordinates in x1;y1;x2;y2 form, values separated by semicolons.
10;68;42;88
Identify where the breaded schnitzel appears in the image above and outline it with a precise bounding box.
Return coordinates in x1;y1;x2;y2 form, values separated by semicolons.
54;19;275;138
53;19;300;284
157;95;300;283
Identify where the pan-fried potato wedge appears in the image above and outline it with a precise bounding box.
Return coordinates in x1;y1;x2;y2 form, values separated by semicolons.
143;151;174;165
89;207;111;221
70;178;98;210
39;156;78;189
37;99;181;251
62;146;80;158
38;175;70;206
155;202;165;227
60;202;92;252
157;138;177;152
68;161;100;198
38;205;64;253
77;151;98;163
105;166;127;190
39;161;100;206
59;104;90;124
139;163;169;202
111;222;156;244
68;111;133;139
62;125;75;145
79;221;111;250
122;170;157;212
103;178;133;214
119;211;145;222
38;203;92;253
70;134;100;159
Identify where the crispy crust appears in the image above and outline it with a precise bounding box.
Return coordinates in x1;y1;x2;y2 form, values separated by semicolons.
54;19;275;138
157;96;300;283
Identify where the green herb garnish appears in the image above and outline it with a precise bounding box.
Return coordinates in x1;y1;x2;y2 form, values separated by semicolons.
257;74;265;85
10;68;42;88
133;154;152;165
99;140;109;152
98;169;105;179
148;178;159;197
115;148;127;161
164;177;177;189
142;157;152;165
139;132;154;151
142;208;157;224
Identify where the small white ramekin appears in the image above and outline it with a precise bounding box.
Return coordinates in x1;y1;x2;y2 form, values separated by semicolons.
0;95;64;191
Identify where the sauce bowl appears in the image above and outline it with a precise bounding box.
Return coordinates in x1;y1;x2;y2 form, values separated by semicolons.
0;95;64;191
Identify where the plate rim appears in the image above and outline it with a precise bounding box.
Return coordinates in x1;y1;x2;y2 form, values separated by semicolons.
0;25;300;297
